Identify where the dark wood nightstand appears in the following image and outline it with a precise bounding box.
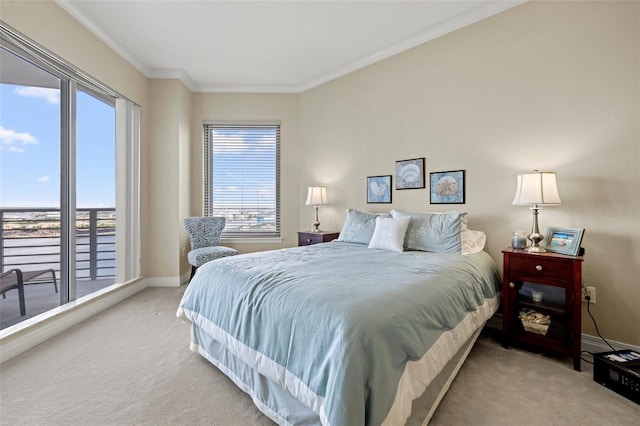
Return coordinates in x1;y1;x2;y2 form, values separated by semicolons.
297;231;339;247
502;247;584;371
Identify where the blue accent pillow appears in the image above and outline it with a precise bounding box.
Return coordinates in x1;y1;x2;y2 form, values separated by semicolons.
389;210;467;253
337;209;390;245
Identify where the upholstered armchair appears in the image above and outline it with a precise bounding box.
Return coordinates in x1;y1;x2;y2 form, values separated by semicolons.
184;217;239;281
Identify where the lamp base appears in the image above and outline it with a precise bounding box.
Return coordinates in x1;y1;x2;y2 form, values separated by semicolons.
525;206;546;253
525;245;547;253
312;206;321;232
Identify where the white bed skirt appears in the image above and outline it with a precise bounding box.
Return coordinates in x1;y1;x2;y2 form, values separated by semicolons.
189;295;498;426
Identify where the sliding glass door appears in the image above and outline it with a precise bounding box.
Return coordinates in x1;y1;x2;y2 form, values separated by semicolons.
0;26;138;330
0;47;64;324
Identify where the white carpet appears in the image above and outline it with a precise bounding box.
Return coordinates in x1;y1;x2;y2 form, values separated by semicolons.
1;287;638;425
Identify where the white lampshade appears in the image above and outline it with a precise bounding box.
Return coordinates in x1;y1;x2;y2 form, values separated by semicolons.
512;171;562;206
305;186;328;206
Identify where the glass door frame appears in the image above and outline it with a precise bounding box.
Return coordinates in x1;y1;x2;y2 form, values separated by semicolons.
1;23;138;311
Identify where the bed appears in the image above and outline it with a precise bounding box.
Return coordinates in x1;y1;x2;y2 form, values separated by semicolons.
177;209;501;425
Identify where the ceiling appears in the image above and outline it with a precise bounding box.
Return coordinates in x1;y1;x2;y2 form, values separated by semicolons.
55;0;525;93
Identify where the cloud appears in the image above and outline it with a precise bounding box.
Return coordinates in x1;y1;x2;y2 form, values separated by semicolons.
0;126;38;145
37;176;50;183
13;86;60;104
0;126;38;153
6;145;25;153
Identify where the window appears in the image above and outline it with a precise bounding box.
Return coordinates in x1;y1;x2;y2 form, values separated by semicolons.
203;123;280;239
0;23;140;330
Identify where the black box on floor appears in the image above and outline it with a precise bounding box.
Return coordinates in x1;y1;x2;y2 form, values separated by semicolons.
593;350;640;405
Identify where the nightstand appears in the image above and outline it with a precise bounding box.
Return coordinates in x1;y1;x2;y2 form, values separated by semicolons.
502;247;584;371
297;231;339;247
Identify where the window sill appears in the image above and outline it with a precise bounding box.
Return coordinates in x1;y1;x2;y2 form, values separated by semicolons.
221;237;282;244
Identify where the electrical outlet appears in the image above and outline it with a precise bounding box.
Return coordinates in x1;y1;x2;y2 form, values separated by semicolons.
582;285;596;304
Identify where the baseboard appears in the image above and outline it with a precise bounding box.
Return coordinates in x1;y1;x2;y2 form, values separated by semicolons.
145;276;183;287
0;278;147;364
581;333;640;354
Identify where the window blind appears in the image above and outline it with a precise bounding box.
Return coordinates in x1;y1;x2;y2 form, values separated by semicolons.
203;123;280;238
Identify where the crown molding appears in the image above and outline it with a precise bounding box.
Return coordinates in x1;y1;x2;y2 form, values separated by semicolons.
148;68;198;92
54;0;151;78
297;0;527;93
55;0;526;94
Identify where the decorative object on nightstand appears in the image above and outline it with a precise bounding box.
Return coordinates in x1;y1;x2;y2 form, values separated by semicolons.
511;231;528;250
297;231;339;247
502;247;584;371
305;185;328;232
544;226;585;256
512;170;562;252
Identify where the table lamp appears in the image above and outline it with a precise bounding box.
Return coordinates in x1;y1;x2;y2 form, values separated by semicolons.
305;186;328;232
512;170;562;252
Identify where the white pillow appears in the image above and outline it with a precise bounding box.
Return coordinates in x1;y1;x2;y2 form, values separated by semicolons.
461;230;486;255
368;216;411;252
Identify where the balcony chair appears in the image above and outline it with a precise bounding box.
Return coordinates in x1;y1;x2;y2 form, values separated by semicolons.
184;216;238;281
0;269;26;316
0;268;58;317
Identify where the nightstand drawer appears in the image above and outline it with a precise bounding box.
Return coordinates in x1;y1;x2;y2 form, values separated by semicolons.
297;231;339;246
509;256;573;282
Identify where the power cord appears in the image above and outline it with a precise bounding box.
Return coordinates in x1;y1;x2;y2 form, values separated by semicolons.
580;350;594;365
584;286;616;352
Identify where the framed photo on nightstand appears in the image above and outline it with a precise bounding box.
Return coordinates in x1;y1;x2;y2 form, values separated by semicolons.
544;227;585;256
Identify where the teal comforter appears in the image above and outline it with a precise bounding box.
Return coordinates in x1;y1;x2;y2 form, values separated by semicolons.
177;241;500;426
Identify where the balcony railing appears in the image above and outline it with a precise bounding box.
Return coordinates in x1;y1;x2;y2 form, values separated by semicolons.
0;208;116;281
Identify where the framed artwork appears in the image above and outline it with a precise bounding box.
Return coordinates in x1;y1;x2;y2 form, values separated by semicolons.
367;175;392;203
544;227;585;256
395;158;425;190
430;170;465;204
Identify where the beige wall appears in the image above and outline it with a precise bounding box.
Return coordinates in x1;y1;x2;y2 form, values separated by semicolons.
147;79;193;282
190;93;301;253
299;1;639;345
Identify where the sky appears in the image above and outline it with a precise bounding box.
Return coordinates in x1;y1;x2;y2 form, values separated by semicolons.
0;83;116;208
211;127;277;211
